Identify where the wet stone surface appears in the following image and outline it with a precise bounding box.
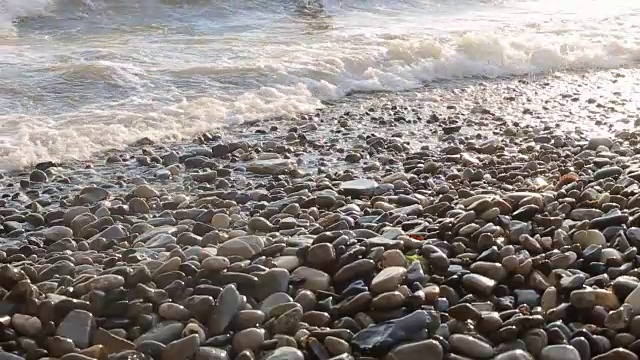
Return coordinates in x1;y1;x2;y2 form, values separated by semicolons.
0;70;640;359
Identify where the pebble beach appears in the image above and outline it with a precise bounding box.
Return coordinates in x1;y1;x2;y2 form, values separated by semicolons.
1;68;640;360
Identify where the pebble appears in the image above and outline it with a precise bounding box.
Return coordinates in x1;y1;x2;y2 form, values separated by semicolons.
449;334;494;359
56;310;96;349
541;345;581;360
370;266;407;293
2;107;640;360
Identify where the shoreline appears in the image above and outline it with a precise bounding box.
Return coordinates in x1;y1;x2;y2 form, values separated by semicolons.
2;66;638;176
0;68;639;359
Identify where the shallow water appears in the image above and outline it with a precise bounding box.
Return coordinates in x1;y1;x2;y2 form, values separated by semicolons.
0;0;639;169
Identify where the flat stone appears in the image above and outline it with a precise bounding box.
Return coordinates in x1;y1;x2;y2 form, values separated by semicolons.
202;256;230;272
232;328;265;352
263;346;305;360
79;186;110;203
247;217;272;233
495;350;535;360
273;306;303;334
306;243;336;268
196;347;230;360
209;285;243;335
0;353;32;360
254;268;289;301
211;213;231;230
134;321;184;345
541;345;581;360
136;225;178;243
260;293;293;316
352;310;440;357
11;313;42;337
74;275;125;296
324;336;351;356
592;348;638;360
569;209;604;221
134;184;160;198
588;137;613;150
625;284;640;315
573;229;606;248
470;262;507;282
384;339;443;360
146;233;177;248
291;266;330;292
334;259;377;283
42;226;73;242
64;206;90;226
129;198;150;214
162;334;200;360
217;236;265;259
56;310;96;349
370;267;407;294
158;303;191;322
340;179;378;198
462;273;496;297
449;334;494;359
91;225;127;241
93;328;136;354
247;159;296;175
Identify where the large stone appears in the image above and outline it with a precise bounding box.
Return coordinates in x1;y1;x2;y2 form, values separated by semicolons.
592;348;638;360
232;328;265;352
135;226;178;243
217;236;265;259
247;217;272;233
196;347;230;360
162;334;200;360
11;313;42;337
254;268;289;301
462;273;496;297
134;321;184;345
56;310;96;349
246;159;296;175
495;350;535;360
291;267;331;292
63;206;90;226
340;179;378;198
352;310;440;357
42;226;74;242
74;275;125;296
271;305;303;335
573;230;606;247
209;285;243;335
384;339;443;360
134;184;160;199
146;233;177;248
588;137;613;150
263;346;305;360
260;293;293;316
79;186;110;203
370;267;407;294
541;345;581;360
211;213;231;230
625;285;640;315
470;262;507;282
449;334;494;359
202;256;230;272
93;328;136;354
91;225;127;241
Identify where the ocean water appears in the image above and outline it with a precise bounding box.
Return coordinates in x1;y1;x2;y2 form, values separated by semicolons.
0;0;639;170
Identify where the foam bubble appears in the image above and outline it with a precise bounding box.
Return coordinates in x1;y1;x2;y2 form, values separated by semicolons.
0;0;639;170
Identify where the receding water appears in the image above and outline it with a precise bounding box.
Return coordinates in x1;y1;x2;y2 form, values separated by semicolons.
0;0;639;169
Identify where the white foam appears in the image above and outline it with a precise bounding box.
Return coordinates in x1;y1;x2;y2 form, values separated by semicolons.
0;0;639;170
0;0;54;33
